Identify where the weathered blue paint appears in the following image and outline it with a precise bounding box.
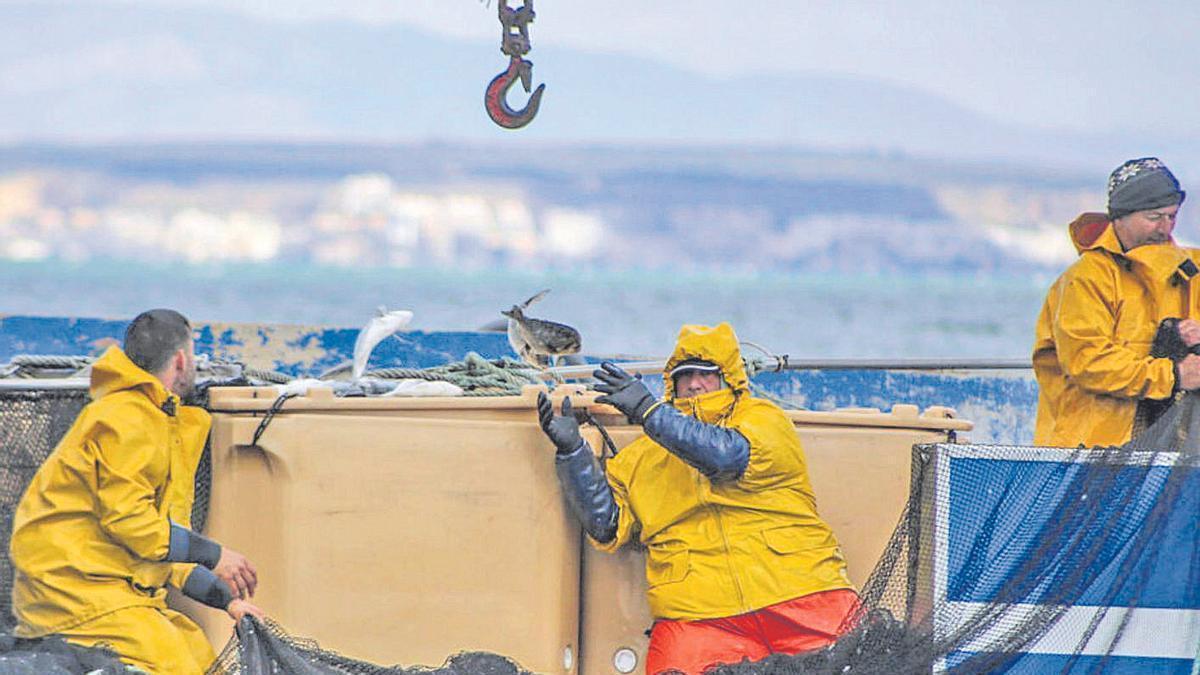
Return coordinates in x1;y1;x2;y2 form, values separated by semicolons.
190;323;514;376
752;369;1038;444
0;315;1038;444
0;316;131;359
0;315;513;377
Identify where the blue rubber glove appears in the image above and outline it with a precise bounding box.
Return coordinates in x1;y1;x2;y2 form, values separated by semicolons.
593;362;657;425
537;391;584;455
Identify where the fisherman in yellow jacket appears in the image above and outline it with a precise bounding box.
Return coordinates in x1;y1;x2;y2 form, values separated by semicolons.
537;322;857;674
9;309;263;674
1033;157;1200;447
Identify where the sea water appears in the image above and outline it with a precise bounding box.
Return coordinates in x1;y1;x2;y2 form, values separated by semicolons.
0;260;1052;361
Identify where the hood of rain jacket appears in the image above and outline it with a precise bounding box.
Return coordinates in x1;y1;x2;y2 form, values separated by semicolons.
1033;213;1200;447
597;323;853;620
10;346;210;636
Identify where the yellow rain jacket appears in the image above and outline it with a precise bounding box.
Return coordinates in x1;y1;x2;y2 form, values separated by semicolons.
10;346;210;638
598;323;853;621
1033;213;1200;447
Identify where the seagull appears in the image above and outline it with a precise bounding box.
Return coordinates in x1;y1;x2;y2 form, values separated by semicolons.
352;306;414;380
502;290;582;370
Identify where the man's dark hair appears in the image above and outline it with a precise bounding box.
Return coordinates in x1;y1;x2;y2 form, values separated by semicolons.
123;309;192;374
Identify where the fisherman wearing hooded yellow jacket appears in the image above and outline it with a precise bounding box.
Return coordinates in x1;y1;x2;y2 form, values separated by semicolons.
537;322;856;675
10;309;263;675
1033;158;1200;448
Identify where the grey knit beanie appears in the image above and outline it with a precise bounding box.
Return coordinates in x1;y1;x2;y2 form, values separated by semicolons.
1107;157;1186;220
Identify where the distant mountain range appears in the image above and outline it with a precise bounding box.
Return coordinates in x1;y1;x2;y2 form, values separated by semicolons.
3;1;1198;172
0;141;1112;273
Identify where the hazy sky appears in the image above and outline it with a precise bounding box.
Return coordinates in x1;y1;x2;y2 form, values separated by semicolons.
110;0;1200;136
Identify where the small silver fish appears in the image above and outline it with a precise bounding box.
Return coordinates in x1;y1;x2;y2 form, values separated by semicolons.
502;290;582;369
352;306;414;380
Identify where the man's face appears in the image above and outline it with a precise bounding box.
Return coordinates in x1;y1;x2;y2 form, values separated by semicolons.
1113;204;1181;250
673;370;724;399
172;337;197;399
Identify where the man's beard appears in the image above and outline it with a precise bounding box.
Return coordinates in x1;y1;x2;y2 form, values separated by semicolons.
172;368;196;399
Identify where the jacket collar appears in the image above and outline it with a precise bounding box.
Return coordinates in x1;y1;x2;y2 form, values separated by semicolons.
90;346;177;413
672;387;738;425
1069;212;1121;255
1069;211;1192;282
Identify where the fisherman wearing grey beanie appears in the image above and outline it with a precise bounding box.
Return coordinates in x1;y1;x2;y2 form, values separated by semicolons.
1107;157;1187;221
1032;155;1200;449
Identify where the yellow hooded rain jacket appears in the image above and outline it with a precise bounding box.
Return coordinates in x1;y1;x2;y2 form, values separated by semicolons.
598;323;854;621
10;346;211;637
1033;213;1200;447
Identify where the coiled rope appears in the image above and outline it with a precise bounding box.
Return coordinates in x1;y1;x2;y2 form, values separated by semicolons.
1;352;542;397
1;355;93;379
2;351;791;405
241;367;292;385
367;352;543;396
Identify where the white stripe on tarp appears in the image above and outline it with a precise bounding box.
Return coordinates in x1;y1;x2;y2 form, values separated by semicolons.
942;444;1183;466
941;601;1200;659
932;451;952;674
933;445;951;612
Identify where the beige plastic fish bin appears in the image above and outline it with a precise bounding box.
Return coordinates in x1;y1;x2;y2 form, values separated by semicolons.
577;404;972;675
175;385;969;675
176;385;593;674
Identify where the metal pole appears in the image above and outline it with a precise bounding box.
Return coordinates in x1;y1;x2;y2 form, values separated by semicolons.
0;379;89;391
546;357;1032;378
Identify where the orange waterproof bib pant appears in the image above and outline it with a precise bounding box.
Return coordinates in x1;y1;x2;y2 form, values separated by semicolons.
645;589;859;675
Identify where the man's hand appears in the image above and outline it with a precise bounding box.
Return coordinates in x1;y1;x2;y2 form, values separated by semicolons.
1178;319;1200;348
1179;354;1200;391
593;362;657;424
537;392;583;454
214;548;258;600
226;598;265;623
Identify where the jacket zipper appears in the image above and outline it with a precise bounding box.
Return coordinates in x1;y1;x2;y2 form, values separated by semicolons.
163;404;179;516
689;398;748;612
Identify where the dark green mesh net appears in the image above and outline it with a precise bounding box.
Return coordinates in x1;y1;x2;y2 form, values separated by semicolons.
211;617;535;675
0;389;89;633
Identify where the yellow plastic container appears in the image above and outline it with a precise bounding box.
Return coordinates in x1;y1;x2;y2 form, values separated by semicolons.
176;385;970;675
179;385;592;673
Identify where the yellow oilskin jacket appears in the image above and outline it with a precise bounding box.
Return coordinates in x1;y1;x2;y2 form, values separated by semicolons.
598;323;854;621
1033;213;1200;447
10;346;210;637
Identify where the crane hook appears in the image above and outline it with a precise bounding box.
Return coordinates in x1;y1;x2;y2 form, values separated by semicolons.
485;56;545;130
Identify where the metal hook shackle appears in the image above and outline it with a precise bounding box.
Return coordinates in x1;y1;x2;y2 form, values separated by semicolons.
485;56;545;129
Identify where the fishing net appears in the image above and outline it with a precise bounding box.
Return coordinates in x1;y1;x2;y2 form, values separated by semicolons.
0;633;131;674
0;388;89;633
209;617;535;675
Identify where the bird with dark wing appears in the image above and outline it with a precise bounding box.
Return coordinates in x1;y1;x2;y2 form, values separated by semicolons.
502;289;582;371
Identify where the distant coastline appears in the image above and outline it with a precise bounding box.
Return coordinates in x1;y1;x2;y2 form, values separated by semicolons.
1;257;1048;360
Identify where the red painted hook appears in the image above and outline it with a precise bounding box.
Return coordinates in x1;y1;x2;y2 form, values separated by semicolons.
485;56;545;130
